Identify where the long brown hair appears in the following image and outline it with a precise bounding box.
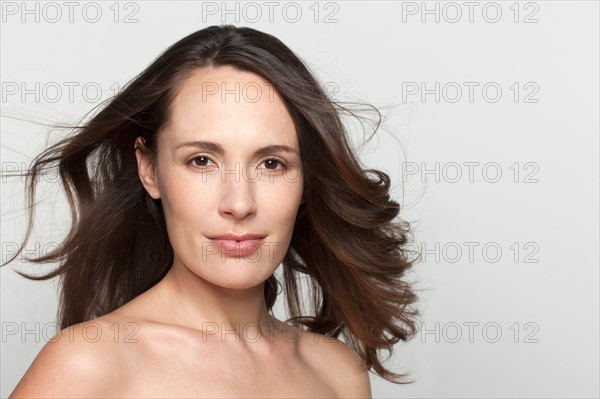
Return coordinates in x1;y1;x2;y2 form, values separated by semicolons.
2;25;419;383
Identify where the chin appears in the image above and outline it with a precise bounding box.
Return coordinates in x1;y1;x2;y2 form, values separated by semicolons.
201;263;275;290
208;277;269;291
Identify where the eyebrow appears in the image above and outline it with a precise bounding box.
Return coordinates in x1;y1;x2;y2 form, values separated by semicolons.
174;140;299;157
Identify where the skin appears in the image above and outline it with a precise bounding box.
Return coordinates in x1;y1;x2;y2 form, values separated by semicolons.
9;66;372;398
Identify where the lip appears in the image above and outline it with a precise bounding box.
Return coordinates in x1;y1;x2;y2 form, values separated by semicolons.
207;233;266;257
208;233;266;241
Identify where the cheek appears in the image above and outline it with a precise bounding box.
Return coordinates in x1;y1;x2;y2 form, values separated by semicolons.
158;164;303;220
156;164;210;224
156;169;214;263
257;174;303;224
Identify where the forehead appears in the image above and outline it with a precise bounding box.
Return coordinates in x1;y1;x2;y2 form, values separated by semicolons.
163;66;297;150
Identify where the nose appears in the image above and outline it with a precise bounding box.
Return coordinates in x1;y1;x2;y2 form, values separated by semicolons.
218;162;257;219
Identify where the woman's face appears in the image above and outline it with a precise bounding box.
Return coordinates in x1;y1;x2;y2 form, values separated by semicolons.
136;65;303;290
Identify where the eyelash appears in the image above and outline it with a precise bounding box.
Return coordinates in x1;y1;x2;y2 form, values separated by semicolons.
186;155;288;172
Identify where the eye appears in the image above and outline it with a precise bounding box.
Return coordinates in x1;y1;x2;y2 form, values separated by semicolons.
262;158;288;171
188;155;214;168
186;156;288;171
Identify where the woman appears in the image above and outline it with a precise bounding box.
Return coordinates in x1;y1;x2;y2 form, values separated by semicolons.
4;25;419;398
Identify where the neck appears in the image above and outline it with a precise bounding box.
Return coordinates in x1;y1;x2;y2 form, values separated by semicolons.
153;259;280;340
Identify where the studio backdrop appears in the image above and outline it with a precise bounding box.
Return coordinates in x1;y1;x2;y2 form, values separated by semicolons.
1;1;598;398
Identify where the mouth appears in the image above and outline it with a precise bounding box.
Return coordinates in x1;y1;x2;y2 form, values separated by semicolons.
209;237;264;256
208;233;266;241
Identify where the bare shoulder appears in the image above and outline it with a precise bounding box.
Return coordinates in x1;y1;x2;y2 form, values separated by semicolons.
297;329;372;398
9;317;127;398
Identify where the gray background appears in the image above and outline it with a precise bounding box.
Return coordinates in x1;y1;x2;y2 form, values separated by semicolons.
1;1;598;397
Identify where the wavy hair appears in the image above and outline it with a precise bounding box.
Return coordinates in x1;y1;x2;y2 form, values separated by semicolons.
2;25;419;383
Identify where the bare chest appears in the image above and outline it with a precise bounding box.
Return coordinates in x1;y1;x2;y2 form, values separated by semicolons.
104;341;337;398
